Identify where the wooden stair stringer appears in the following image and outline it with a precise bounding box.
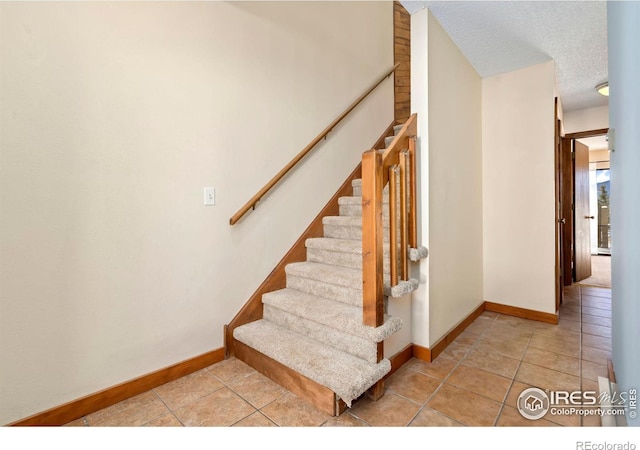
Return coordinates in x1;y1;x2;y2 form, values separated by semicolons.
234;340;347;417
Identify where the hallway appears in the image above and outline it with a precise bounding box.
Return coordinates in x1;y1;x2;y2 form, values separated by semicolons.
64;285;611;427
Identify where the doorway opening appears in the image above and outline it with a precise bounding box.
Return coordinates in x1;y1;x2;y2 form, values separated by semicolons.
562;130;611;289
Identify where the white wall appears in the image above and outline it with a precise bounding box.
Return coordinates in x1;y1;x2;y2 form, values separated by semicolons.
0;1;393;425
482;60;557;314
409;8;430;349
564;105;609;134
426;13;483;345
609;0;640;427
409;10;483;347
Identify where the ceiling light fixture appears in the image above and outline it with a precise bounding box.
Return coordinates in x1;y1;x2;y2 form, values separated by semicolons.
596;82;609;96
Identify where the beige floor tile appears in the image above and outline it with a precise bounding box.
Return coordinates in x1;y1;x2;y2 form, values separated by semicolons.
409;406;464;426
523;347;580;377
154;369;224;410
582;378;600;393
516;361;581;392
321;412;369;427
385;366;442;404
172;387;255;426
497;406;559;427
529;332;580;357
485;322;534;341
463;316;496;336
440;340;472;361
583;323;612;338
142;413;182;426
480;311;499;319
427;383;501;426
583;334;612;351
557;318;582;332
582;314;611;327
404;355;458;380
260;392;331;427
559;310;581;322
560;303;581;314
582;360;609;382
582;346;612;365
226;371;287;409
206;357;255;383
461;341;521;379
582;296;611;309
232;411;277;427
477;333;530;359
583;306;611;318
86;391;170;427
580;288;611;299
348;391;421;426
494;315;538;332
446;365;511;403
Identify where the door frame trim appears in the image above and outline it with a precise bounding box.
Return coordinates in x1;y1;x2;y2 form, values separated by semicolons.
563;127;610;285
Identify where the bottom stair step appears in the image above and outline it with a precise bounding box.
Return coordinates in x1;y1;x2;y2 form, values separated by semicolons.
233;320;390;408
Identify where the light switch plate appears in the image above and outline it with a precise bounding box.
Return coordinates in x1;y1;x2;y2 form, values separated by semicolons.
204;187;215;205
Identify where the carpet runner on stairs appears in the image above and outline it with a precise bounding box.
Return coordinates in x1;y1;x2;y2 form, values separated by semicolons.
233;125;424;408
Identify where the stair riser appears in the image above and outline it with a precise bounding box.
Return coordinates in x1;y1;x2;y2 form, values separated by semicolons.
339;204;390;218
307;248;391;273
286;275;362;307
263;306;378;363
323;225;392;242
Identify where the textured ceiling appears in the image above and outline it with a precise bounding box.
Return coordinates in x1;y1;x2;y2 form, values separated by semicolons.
400;1;608;112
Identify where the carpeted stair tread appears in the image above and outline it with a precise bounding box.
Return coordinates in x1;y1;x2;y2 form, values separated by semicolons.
305;237;362;254
233;319;391;407
286;261;362;290
306;237;392;272
393;124;404;134
263;305;378;362
262;288;402;342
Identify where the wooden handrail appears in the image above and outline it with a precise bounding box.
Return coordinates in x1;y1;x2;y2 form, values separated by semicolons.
229;63;401;225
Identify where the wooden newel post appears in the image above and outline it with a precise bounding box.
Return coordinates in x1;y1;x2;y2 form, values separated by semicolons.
361;149;384;328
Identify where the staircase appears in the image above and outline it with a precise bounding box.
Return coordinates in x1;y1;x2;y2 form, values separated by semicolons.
231;118;425;416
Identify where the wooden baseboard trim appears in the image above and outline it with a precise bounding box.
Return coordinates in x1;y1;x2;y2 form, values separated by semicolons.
386;343;414;377
234;340;340;416
485;301;558;324
430;302;487;361
9;347;225;426
412;343;431;362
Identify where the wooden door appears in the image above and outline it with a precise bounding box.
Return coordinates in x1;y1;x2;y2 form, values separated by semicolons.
574;140;592;282
561;136;574;285
554;100;563;310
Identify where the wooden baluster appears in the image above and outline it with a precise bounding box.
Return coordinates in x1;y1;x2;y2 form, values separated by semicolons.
409;137;418;249
389;165;399;287
361;150;384;328
399;150;409;281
